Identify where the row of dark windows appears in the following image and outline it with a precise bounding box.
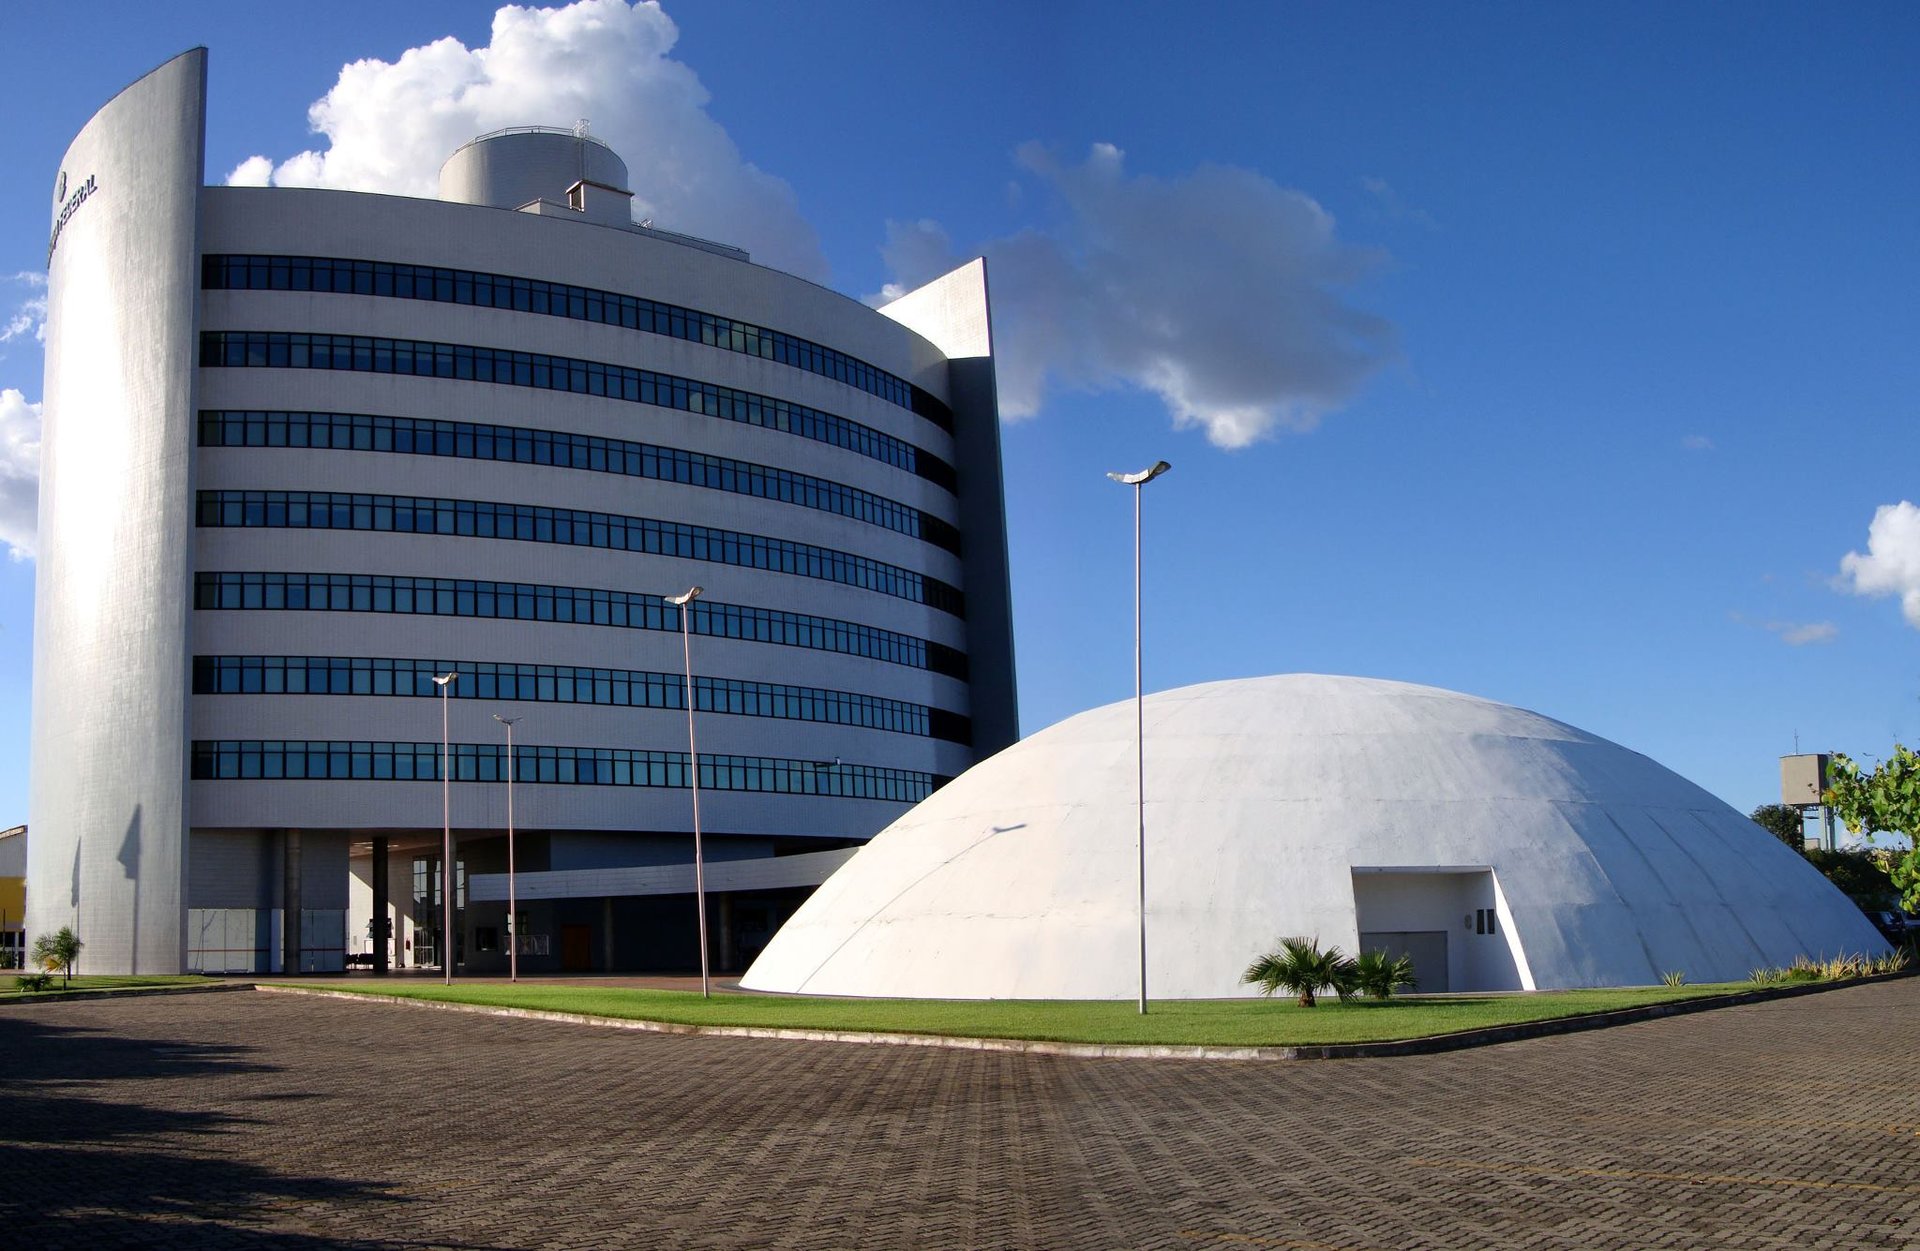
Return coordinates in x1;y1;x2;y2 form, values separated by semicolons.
198;410;962;556
192;654;971;744
202;254;955;434
199;331;957;494
192;572;970;680
191;739;940;802
195;490;965;617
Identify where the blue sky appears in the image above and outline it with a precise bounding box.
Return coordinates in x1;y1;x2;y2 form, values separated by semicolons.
1;1;1916;832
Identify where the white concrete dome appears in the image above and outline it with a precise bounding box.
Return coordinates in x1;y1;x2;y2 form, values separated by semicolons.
743;675;1888;998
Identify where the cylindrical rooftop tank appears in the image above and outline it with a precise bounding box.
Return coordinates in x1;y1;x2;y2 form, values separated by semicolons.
439;126;632;226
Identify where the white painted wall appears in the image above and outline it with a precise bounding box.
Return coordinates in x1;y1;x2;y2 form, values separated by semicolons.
744;676;1891;998
28;50;207;974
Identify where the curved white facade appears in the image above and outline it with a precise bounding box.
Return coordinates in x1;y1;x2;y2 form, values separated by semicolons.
743;675;1888;998
29;49;206;975
29;54;1017;975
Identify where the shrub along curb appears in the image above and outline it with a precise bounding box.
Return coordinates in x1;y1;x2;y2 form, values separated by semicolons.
256;971;1910;1061
0;981;255;1007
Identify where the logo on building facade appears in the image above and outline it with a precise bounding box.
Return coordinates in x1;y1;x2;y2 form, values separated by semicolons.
46;171;98;266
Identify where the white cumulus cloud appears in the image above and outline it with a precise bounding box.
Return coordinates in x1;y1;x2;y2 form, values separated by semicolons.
225;0;824;280
1;272;48;348
876;142;1396;448
1838;500;1920;628
0;388;42;560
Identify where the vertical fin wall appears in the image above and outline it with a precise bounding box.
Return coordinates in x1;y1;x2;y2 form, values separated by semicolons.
27;50;207;973
878;259;1020;754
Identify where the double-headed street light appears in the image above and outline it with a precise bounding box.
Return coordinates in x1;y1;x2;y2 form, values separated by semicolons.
493;714;522;982
665;586;711;998
1106;460;1171;1014
432;670;459;986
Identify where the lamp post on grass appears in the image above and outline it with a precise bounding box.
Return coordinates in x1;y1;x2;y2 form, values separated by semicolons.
493;714;521;982
432;670;459;986
1106;460;1171;1014
666;586;711;998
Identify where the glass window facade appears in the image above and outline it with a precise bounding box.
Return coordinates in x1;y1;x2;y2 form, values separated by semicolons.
191;572;971;679
190;739;941;802
198;330;958;494
198;410;961;555
194;489;965;616
191;654;971;744
202;254;954;433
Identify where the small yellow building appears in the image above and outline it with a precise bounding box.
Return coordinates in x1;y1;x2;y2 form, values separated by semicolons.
0;825;25;968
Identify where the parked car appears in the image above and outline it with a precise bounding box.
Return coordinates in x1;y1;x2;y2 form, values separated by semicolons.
1867;909;1910;944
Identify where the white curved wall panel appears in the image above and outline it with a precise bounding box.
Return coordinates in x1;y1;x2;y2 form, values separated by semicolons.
742;676;1889;998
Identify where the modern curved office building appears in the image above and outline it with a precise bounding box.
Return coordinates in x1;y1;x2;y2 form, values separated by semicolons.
28;50;1016;975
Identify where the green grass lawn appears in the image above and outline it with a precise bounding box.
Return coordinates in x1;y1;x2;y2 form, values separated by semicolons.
265;981;1756;1047
2;974;213;1000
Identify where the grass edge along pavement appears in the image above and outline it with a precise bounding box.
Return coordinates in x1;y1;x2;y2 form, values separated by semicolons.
0;974;244;1004
253;974;1905;1057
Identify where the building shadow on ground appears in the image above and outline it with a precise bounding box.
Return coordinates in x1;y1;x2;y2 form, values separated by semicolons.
0;1013;518;1250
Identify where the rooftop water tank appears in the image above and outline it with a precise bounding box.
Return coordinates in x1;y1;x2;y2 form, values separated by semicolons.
439;125;633;228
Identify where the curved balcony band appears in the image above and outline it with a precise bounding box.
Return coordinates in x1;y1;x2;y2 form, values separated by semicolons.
192;654;970;744
203;253;955;432
198;410;963;554
199;331;958;493
195;490;966;616
191;739;942;802
192;571;970;678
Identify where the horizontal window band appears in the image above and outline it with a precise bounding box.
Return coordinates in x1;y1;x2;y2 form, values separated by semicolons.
198;410;962;556
190;739;945;803
195;489;965;617
191;572;971;681
202;253;955;434
192;654;972;746
198;330;957;494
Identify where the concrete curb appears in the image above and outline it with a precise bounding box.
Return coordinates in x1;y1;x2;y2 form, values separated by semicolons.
255;971;1908;1061
1;981;256;1007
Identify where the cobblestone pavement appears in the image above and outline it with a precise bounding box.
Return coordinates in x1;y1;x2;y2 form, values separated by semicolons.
4;981;1919;1249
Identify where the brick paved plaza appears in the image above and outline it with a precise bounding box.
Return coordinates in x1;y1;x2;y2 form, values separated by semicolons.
4;980;1919;1249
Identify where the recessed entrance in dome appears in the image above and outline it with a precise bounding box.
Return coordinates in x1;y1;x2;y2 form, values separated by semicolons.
1351;867;1531;993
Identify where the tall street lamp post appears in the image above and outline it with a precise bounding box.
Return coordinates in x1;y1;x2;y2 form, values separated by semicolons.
1106;460;1171;1014
493;713;521;982
665;586;712;998
432;671;459;986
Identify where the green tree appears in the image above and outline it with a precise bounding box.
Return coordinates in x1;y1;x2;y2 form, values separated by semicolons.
1749;803;1806;850
1825;746;1920;912
30;926;83;989
1242;937;1355;1008
1801;849;1899;911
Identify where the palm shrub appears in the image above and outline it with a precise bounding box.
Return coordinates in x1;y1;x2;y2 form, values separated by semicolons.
1352;949;1417;1000
1242;936;1356;1008
30;926;82;989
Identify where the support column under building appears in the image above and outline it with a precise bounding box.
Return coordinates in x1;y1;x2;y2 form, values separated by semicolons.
371;836;389;974
281;829;301;974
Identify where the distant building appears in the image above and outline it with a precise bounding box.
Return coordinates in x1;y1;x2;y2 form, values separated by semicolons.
0;825;23;969
29;50;1016;976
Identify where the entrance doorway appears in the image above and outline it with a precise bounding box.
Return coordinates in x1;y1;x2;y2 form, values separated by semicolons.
1356;930;1451;992
561;924;593;971
1350;867;1530;992
410;854;466;970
